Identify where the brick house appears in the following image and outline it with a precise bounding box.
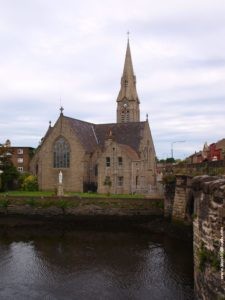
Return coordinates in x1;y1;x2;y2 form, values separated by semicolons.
0;140;34;173
187;139;225;163
30;39;157;194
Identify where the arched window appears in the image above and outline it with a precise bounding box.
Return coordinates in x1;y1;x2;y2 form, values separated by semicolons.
53;137;70;168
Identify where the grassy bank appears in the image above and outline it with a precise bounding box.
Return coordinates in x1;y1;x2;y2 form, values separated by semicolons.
0;192;164;218
0;191;148;199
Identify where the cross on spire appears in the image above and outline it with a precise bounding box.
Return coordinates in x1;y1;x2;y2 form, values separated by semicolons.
127;31;130;41
60;106;64;115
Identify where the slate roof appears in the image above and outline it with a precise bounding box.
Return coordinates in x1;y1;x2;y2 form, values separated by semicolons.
66;117;97;153
93;122;145;153
64;116;145;156
216;138;225;150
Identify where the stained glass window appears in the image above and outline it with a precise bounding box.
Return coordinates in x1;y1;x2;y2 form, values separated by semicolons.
53;137;70;168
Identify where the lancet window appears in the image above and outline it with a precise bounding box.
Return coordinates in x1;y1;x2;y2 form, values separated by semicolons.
53;137;70;168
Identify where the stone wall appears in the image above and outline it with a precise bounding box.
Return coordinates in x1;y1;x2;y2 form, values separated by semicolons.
164;175;225;298
163;179;175;218
192;176;225;299
0;196;163;218
171;175;192;222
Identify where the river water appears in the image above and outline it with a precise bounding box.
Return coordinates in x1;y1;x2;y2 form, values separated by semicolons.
0;225;194;300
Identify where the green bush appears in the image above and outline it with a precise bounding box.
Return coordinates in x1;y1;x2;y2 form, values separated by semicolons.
198;246;208;271
22;175;38;191
56;199;70;209
55;199;74;214
198;244;220;272
0;198;10;208
162;174;176;184
26;197;36;207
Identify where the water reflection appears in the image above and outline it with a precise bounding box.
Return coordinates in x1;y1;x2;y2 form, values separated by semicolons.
0;229;194;300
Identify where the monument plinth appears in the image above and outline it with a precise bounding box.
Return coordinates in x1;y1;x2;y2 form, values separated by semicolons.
57;183;64;196
57;171;64;196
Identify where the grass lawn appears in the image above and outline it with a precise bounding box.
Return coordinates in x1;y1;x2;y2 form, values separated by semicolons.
0;190;144;199
0;191;55;197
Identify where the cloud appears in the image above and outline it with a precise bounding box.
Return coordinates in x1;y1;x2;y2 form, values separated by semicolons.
0;0;225;159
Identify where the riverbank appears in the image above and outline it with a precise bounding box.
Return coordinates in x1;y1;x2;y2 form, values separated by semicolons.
0;195;193;241
0;214;192;242
0;196;163;217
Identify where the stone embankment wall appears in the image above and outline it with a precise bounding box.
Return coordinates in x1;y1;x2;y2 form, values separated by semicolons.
0;196;163;218
192;176;225;299
163;179;175;218
172;175;192;222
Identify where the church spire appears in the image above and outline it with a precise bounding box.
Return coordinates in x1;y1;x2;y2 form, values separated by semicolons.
116;37;140;123
122;37;135;79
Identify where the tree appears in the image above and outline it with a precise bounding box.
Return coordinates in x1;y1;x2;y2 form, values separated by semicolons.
0;144;19;191
1;164;19;191
166;157;176;163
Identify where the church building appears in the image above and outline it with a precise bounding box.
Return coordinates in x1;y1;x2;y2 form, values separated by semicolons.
31;39;157;194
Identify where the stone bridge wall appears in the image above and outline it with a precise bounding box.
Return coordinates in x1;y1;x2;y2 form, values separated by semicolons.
165;175;225;298
192;176;225;299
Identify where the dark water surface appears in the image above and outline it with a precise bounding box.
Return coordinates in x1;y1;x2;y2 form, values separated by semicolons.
0;226;194;300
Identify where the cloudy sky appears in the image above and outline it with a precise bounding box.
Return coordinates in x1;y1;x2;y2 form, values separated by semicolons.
1;0;225;159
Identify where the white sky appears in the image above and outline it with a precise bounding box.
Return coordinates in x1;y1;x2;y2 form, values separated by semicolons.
0;0;225;159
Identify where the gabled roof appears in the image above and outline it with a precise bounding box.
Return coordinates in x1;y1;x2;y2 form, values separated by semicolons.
64;116;145;155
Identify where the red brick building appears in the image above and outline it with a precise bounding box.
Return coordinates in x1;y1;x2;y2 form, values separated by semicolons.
187;139;225;163
1;140;34;173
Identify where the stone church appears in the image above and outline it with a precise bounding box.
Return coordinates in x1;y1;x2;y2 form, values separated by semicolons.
31;40;157;194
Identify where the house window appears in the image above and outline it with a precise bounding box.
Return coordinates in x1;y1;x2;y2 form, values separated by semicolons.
53;137;70;168
118;176;123;186
17;167;23;172
17;158;23;163
17;148;23;154
106;157;110;167
118;157;123;166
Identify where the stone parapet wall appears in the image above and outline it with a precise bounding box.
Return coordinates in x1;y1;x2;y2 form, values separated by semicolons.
192;176;225;299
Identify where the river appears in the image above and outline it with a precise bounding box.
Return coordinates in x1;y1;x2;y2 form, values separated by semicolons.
0;224;194;299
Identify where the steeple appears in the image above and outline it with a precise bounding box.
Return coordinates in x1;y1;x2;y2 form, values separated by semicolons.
117;37;140;123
